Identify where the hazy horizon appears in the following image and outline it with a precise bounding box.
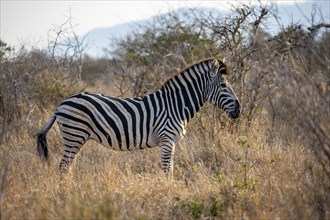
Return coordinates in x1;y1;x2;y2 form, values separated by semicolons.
1;0;329;56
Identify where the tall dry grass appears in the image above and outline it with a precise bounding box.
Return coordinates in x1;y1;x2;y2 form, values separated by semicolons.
0;107;328;219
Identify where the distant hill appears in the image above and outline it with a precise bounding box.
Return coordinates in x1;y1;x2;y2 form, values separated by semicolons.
82;21;142;58
82;2;330;58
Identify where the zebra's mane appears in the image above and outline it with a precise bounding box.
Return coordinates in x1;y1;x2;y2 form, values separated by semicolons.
162;57;226;89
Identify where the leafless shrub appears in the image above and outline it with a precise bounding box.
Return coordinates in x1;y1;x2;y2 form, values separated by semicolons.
269;31;330;176
110;9;216;96
0;17;86;143
108;61;132;97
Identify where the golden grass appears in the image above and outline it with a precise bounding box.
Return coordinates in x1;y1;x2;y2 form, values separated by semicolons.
1;106;329;219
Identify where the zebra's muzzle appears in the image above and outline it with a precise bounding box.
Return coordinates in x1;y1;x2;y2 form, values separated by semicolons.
228;100;240;119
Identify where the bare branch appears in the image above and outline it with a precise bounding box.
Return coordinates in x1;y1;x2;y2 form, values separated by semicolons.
308;23;330;32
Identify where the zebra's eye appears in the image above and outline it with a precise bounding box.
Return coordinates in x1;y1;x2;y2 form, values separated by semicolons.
219;66;227;75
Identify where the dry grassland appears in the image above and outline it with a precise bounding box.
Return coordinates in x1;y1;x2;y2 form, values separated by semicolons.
1;103;328;219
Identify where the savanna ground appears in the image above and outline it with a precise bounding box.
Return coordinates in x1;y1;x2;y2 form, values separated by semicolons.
1;2;329;219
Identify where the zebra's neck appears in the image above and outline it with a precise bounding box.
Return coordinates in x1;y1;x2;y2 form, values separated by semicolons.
158;67;208;122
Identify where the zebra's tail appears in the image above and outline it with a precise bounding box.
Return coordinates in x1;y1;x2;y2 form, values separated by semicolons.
36;114;56;161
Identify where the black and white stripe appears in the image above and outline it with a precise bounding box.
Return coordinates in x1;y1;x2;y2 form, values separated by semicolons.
36;58;240;175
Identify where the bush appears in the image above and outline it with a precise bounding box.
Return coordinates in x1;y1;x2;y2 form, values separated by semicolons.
0;17;85;143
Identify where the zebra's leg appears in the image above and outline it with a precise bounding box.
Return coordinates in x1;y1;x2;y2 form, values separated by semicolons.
59;144;84;173
159;139;176;177
58;129;88;173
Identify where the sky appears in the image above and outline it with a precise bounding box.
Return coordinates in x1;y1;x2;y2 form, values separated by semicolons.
1;0;329;51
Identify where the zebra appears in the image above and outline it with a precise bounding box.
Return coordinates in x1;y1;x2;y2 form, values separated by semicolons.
36;58;240;176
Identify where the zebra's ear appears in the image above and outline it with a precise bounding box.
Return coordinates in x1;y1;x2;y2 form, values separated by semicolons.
210;59;220;77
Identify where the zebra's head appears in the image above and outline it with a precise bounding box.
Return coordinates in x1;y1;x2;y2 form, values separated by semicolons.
205;59;240;119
